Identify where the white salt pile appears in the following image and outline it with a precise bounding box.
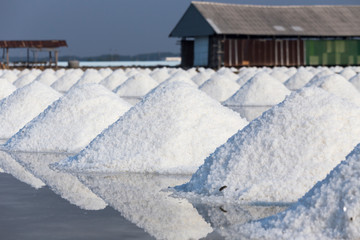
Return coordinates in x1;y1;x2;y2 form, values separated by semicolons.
199;74;240;102
0;151;45;189
10;152;107;210
51;69;84;93
349;73;360;92
34;69;58;86
76;173;212;240
270;69;290;83
0;78;16;100
236;68;258;86
223;72;290;121
114;72;158;97
75;69;104;85
0;81;61;139
237;143;360;239
0;71;18;83
283;68;314;90
54;69;66;78
191;71;213;86
305;74;360;106
4;84;132;153
99;69;128;91
176;87;360;202
339;67;357;80
52;81;247;174
216;67;239;82
98;68;113;78
150;68;171;83
13;70;41;88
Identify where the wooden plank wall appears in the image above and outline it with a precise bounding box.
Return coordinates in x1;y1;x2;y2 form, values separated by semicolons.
223;39;304;67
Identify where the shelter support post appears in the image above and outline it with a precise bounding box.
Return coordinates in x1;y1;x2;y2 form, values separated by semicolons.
6;48;9;66
55;50;58;69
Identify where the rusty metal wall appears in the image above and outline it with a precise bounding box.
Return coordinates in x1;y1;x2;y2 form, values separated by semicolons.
223;38;304;67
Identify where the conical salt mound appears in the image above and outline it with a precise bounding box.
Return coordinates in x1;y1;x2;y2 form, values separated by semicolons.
191;71;212;86
199;74;240;102
270;69;290;83
52;81;248;174
75;69;104;85
0;78;16;100
216;68;239;82
0;71;18;83
34;70;58;86
0;81;61;139
51;69;84;93
176;87;360;202
150;68;171;83
114;72;158;97
99;69;127;91
13;70;41;88
4;84;132;153
339;67;357;80
236;68;258;86
305;73;360;106
349;73;360;92
284;69;314;90
237;143;360;239
223;72;290;121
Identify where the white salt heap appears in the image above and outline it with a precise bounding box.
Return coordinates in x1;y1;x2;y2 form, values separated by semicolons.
237;143;360;239
114;72;158;97
0;78;16;100
4;84;131;153
34;69;58;86
216;68;239;82
51;69;84;93
0;71;18;83
191;71;213;86
270;69;290;83
349;73;360;92
13;70;41;88
75;69;104;85
52;81;248;174
100;69;128;91
176;87;360;202
0;81;61;138
339;67;357;80
284;68;314;90
224;72;290;121
236;68;258;86
306;74;360;106
199;74;240;102
98;68;113;78
150;68;171;83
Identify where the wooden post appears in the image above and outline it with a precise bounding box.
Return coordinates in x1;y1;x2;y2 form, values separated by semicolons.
55;50;58;69
49;51;52;66
27;48;30;67
6;48;9;66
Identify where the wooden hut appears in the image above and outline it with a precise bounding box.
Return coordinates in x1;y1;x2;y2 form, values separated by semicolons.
169;2;360;68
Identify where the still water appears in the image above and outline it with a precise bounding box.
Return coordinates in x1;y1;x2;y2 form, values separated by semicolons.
0;151;288;239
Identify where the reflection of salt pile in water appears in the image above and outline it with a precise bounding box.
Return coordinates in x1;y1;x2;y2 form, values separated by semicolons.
283;68;314;90
13;69;41;88
4;84;131;153
199;74;240;102
0;81;61;138
223;72;290;121
35;69;58;86
10;152;107;210
99;69;127;91
76;173;212;240
0;78;16;100
0;151;45;189
176;87;360;202
52;81;247;174
306;73;360;106
51;69;84;93
237;144;360;239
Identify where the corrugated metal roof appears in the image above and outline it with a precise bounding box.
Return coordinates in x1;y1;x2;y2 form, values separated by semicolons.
170;2;360;37
0;40;67;48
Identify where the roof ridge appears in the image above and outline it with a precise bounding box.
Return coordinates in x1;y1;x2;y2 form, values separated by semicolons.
191;1;359;8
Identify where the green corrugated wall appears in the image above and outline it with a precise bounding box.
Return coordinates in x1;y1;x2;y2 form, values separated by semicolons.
305;40;360;65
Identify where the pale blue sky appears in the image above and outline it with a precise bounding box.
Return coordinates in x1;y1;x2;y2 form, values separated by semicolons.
1;0;359;57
